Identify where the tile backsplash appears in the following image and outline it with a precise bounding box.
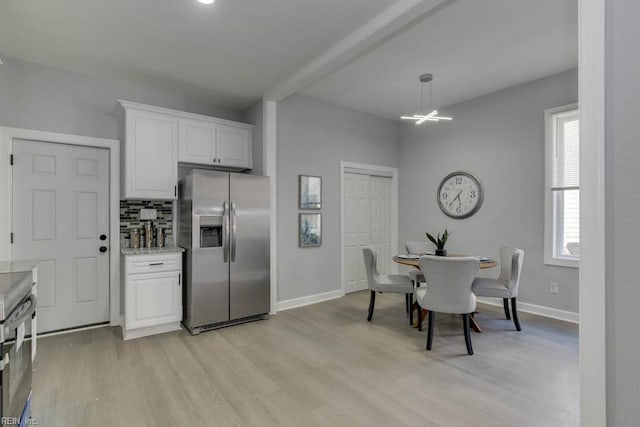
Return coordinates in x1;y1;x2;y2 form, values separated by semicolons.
120;200;173;243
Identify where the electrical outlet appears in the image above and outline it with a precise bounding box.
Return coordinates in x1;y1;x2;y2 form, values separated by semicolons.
140;208;157;220
549;282;559;294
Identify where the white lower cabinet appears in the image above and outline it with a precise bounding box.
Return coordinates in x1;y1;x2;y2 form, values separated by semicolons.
122;253;182;340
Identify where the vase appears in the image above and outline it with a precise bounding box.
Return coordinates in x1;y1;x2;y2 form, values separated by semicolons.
435;249;447;257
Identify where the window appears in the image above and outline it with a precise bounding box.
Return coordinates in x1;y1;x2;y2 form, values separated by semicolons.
545;104;579;267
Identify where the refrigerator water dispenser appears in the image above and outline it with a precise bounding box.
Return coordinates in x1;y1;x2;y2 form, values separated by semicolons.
199;216;223;248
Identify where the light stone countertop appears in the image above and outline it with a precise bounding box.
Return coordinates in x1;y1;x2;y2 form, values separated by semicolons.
0;259;39;274
121;246;185;255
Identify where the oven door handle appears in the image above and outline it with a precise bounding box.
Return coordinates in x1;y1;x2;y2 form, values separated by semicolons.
5;294;37;331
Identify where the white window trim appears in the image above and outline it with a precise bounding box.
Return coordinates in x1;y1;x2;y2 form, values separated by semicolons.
544;103;579;268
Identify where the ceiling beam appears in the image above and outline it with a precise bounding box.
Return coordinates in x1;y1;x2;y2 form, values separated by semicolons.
264;0;458;102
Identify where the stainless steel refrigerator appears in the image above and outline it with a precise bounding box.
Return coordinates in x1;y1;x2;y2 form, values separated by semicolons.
178;170;270;334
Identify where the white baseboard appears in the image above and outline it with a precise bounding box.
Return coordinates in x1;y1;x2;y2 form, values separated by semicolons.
477;298;579;324
277;289;344;311
38;322;111;339
123;322;182;341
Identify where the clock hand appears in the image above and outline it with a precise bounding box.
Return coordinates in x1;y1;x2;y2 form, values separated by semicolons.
448;191;462;207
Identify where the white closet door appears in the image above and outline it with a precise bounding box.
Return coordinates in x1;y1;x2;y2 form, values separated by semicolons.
370;176;392;275
12;140;110;333
344;173;392;293
344;173;370;293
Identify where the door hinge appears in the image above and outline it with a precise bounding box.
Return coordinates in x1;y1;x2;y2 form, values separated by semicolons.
10;232;13;244
9;154;13;166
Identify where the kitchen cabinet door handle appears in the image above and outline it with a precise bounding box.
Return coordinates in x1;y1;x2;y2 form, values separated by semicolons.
5;294;37;331
149;262;164;266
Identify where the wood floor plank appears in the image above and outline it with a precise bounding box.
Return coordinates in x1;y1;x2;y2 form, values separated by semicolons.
32;290;578;426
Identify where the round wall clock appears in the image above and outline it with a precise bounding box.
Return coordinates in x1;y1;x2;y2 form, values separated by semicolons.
437;171;484;219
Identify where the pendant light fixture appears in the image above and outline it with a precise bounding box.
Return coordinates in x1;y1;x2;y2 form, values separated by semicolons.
401;73;452;124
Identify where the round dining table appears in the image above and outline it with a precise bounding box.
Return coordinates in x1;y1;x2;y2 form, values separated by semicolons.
392;254;497;332
392;255;497;269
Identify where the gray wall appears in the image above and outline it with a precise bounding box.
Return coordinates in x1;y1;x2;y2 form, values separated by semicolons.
276;94;400;302
398;69;579;313
605;0;640;423
0;56;244;140
243;99;264;175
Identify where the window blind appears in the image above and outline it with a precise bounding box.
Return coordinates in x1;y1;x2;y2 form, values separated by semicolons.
551;110;580;190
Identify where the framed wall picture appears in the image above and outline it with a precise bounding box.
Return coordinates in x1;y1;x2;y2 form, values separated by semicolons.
299;213;322;247
299;175;322;209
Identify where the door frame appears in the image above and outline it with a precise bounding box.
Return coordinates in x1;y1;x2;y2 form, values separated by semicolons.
579;0;606;424
340;161;398;295
0;127;121;327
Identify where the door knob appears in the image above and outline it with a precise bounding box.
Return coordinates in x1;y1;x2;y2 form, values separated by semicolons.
100;234;107;241
99;246;108;253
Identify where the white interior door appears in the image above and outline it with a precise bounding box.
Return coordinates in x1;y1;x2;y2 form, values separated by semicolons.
345;173;369;293
370;176;392;275
344;173;392;293
12;140;110;333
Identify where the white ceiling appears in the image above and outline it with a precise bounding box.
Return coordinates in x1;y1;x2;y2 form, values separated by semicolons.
301;0;578;120
0;0;397;110
0;0;577;117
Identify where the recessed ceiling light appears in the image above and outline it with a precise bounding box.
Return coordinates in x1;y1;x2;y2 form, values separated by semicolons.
197;0;215;4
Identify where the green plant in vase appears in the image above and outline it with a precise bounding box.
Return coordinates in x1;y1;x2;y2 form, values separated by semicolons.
426;229;451;256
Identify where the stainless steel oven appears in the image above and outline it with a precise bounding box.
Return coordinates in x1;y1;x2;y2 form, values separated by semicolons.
0;271;36;427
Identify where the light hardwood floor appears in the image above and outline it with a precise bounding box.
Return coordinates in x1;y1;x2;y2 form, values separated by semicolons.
33;291;578;426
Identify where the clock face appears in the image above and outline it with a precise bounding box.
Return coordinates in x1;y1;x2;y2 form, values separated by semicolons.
437;172;484;219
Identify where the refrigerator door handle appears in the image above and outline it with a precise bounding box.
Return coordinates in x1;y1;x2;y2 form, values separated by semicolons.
231;202;237;262
223;201;229;263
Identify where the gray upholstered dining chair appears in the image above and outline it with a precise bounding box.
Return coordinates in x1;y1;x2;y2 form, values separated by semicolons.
405;241;430;286
471;247;525;331
362;246;414;325
414;256;480;355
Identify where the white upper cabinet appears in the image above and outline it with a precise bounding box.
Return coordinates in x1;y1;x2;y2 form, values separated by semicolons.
178;120;252;169
120;100;253;200
122;106;178;200
179;119;216;165
216;125;252;169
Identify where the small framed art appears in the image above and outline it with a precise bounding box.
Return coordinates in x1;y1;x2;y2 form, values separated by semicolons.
299;213;322;247
299;175;322;209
